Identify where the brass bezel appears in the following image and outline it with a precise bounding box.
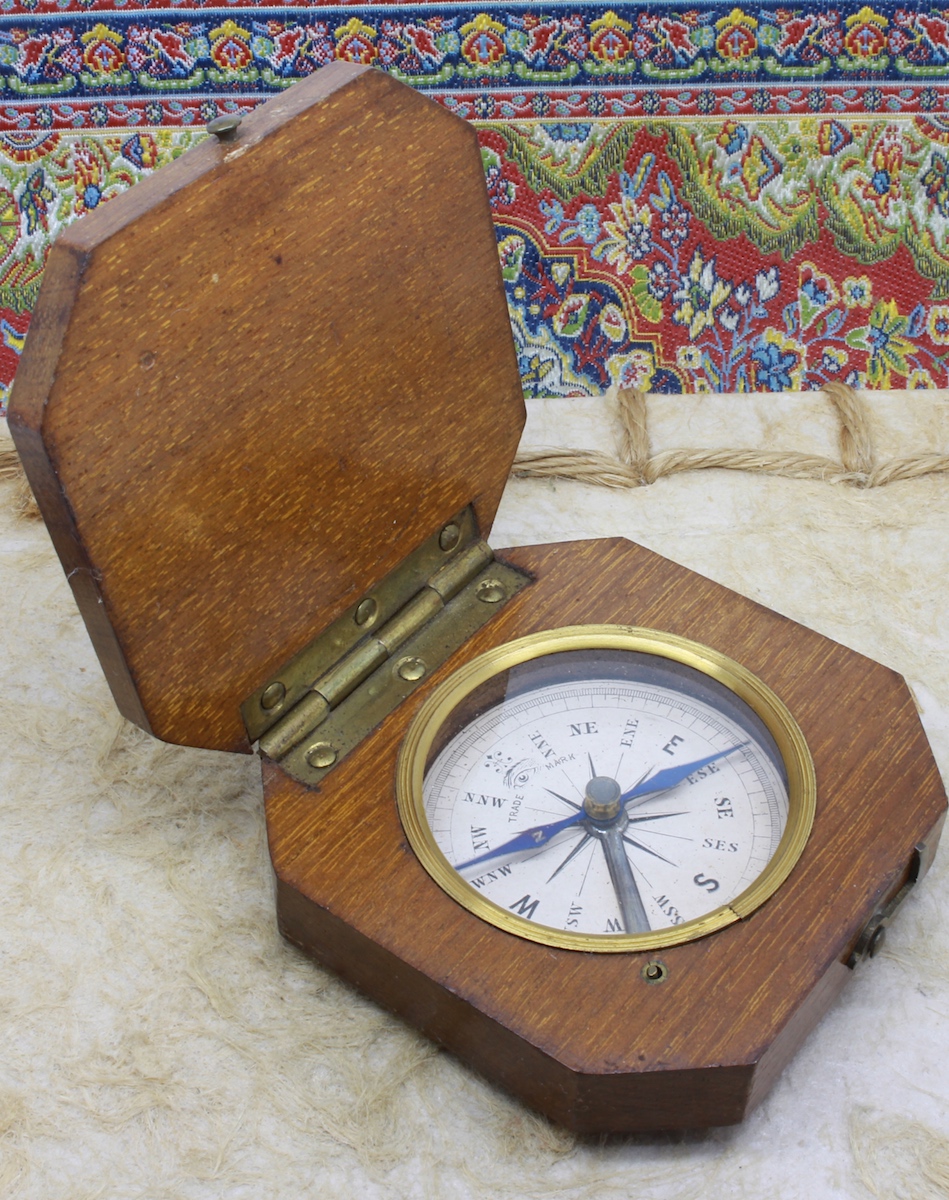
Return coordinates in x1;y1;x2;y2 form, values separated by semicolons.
396;625;816;953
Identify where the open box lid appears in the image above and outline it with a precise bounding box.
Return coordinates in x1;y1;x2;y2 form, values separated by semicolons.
8;63;525;754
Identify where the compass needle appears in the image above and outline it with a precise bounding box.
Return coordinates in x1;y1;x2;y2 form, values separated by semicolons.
600;825;650;934
452;808;582;871
623;745;750;810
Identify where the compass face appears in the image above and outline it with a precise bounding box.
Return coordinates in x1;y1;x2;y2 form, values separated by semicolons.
397;627;815;952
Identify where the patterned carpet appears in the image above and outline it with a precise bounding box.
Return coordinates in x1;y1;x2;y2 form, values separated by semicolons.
1;2;949;407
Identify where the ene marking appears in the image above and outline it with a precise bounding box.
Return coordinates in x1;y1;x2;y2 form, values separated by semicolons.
620;718;639;748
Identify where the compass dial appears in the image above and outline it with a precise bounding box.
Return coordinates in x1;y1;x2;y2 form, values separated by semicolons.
397;627;815;952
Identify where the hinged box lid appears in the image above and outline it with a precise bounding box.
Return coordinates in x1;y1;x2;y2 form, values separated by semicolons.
8;62;525;753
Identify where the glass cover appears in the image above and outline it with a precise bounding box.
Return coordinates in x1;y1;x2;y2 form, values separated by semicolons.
398;629;814;951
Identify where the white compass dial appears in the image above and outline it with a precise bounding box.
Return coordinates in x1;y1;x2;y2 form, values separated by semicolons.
422;671;790;941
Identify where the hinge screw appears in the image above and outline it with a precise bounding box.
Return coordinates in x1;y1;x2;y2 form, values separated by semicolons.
354;597;377;627
305;742;338;769
439;523;461;552
260;681;286;710
397;656;426;682
476;579;505;604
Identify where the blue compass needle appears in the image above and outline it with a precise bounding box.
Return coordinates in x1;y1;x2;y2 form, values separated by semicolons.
453;743;747;871
454;810;584;871
621;744;748;809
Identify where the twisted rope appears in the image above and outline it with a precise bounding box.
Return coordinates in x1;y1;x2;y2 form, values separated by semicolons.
3;384;949;524
0;437;38;518
514;384;949;491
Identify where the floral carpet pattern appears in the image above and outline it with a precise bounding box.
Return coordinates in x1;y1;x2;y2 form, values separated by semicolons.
1;3;949;403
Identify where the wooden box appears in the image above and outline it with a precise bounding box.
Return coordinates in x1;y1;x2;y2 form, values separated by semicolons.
8;62;946;1132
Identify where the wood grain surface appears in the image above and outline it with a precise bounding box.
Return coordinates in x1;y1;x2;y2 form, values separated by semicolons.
7;62;524;751
264;536;948;1131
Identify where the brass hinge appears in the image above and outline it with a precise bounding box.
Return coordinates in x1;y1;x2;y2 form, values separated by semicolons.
241;505;530;788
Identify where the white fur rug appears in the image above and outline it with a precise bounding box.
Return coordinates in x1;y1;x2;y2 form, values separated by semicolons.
2;392;949;1199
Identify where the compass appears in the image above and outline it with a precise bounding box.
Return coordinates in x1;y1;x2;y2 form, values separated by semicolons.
8;64;946;1134
398;628;815;952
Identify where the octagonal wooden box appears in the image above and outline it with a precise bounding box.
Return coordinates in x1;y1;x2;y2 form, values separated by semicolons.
8;61;947;1133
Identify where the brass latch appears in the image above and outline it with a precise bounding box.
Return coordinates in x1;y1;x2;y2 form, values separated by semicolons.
847;840;932;967
241;506;530;787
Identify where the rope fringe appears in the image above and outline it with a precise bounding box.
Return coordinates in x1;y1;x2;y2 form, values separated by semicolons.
0;438;40;519
514;384;949;491
824;379;875;476
3;384;948;526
